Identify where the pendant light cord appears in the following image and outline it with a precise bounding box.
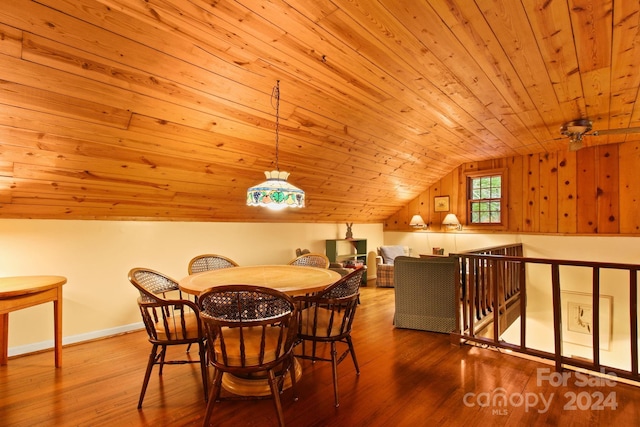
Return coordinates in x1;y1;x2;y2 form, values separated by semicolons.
271;80;280;171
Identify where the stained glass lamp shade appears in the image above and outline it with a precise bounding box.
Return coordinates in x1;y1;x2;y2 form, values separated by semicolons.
246;170;305;209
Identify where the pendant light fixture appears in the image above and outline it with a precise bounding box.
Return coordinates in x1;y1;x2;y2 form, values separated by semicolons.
246;80;305;209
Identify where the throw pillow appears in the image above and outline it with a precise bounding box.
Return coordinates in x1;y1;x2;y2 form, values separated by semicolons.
379;245;405;264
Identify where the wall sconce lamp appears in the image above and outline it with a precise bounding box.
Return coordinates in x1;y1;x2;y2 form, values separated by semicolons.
409;214;428;229
442;213;462;230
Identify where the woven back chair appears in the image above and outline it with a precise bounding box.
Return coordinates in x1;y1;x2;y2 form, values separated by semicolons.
127;268;208;408
188;254;239;275
288;253;330;268
198;285;298;427
293;268;364;407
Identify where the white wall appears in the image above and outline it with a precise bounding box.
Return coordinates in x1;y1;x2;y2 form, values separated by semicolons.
382;230;521;256
0;220;383;356
5;218;640;362
517;235;640;370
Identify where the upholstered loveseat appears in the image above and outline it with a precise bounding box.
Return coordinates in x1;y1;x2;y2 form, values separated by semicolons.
374;245;410;287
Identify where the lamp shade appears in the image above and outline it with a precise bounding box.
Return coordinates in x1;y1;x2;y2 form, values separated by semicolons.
442;213;461;230
409;214;427;228
246;170;305;209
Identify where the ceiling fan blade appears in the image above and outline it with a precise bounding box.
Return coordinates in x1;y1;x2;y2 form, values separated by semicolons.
568;139;583;151
592;127;640;136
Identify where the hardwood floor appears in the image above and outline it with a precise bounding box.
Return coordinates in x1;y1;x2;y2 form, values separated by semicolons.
2;287;639;427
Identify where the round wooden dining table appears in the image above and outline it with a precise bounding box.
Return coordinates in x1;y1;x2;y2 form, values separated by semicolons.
179;264;342;297
179;264;342;397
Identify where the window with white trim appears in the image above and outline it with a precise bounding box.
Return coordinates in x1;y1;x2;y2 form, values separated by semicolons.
468;173;503;224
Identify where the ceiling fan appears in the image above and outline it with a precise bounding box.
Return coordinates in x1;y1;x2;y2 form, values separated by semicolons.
560;119;640;151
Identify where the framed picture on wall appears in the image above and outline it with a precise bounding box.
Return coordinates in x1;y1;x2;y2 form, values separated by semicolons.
434;196;450;212
561;291;612;350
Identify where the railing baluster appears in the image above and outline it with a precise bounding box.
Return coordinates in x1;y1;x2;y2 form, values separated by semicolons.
631;269;638;376
492;259;499;344
592;267;600;368
519;260;526;351
551;263;562;372
469;257;476;336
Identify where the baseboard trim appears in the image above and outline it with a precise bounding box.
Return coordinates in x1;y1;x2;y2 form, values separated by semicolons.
7;322;144;358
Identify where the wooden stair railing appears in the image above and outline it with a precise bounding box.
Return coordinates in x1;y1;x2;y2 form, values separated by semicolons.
456;244;523;338
451;246;640;385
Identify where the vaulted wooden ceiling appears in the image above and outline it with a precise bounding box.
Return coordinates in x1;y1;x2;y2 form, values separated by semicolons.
0;0;639;223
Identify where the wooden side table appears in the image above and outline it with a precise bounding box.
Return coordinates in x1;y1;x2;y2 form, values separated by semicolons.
0;276;66;367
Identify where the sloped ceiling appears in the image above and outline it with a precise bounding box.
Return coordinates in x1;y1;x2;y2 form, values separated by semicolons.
0;0;639;222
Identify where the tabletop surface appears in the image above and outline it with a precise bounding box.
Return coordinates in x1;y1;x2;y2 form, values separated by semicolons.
0;276;67;299
179;265;342;296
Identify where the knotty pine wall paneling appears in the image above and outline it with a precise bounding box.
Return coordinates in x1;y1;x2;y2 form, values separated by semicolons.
576;148;599;233
596;145;619;234
619;141;640;233
384;140;640;236
557;150;578;234
523;153;540;233
429;179;444;228
538;152;559;233
507;156;524;232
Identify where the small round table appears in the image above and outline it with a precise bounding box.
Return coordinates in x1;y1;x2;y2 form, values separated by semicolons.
179;265;342;396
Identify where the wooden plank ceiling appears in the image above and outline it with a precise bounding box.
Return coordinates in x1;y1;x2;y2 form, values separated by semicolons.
0;0;639;223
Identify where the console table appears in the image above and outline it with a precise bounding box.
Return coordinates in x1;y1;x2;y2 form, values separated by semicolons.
0;276;66;367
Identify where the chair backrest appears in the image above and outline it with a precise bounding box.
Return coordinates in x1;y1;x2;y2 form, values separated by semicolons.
188;254;239;274
295;268;363;340
198;285;297;372
288;253;330;268
128;267;181;302
320;267;364;299
128;268;201;342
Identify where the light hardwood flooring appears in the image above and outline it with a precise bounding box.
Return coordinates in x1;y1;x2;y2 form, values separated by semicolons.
1;287;639;426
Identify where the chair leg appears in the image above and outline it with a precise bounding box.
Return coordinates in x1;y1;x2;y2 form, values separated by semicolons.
198;341;209;402
287;356;298;402
203;370;223;426
268;369;286;427
346;335;360;374
330;341;340;408
138;344;159;409
158;345;167;375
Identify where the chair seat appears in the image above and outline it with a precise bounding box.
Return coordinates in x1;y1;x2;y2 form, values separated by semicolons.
153;310;201;340
299;306;347;338
213;326;285;366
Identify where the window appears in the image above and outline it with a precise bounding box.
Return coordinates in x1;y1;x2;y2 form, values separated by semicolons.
467;172;504;225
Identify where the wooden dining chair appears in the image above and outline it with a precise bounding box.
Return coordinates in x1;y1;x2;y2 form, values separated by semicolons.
288;253;330;268
293;268;364;407
188;253;239;275
127;268;208;408
198;285;299;427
